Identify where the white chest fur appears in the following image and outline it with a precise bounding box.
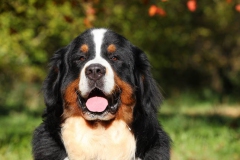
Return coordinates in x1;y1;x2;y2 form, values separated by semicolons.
61;117;136;160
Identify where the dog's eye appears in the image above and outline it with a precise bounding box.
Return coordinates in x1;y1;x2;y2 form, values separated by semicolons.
74;56;86;63
110;56;118;61
80;56;86;61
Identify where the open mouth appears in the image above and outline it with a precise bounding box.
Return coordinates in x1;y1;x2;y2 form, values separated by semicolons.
78;88;120;120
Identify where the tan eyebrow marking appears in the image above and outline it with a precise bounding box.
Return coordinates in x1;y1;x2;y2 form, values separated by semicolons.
107;44;116;53
80;44;89;53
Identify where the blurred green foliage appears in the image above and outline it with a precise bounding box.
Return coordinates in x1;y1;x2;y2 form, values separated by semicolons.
0;0;240;112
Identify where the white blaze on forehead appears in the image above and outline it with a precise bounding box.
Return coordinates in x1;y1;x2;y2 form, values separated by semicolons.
79;29;115;96
92;29;106;58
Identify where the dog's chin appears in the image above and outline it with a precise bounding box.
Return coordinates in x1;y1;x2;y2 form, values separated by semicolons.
77;88;120;121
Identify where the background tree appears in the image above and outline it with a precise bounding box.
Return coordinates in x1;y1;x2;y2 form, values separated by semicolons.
0;0;240;112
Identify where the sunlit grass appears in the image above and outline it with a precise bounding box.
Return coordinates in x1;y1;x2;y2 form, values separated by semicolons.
0;112;41;160
160;99;240;160
160;113;240;160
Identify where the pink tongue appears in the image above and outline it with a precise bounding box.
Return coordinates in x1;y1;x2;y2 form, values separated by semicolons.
86;97;108;112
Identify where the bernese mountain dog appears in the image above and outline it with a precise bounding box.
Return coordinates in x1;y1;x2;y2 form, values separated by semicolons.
32;28;170;160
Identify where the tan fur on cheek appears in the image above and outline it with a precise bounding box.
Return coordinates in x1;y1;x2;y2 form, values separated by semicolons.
62;78;82;120
114;75;136;126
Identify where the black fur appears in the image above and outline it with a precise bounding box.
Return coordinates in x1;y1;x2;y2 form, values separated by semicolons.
32;28;170;160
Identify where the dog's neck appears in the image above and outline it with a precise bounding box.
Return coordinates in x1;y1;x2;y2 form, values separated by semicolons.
61;117;136;160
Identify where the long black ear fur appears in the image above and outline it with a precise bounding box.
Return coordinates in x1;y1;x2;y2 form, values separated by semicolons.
132;46;170;160
32;47;68;160
43;47;66;118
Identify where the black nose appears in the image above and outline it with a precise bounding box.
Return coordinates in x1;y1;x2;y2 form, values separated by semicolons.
85;63;106;81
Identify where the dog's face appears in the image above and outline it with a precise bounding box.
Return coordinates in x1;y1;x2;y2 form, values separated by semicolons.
46;28;143;124
67;28;136;122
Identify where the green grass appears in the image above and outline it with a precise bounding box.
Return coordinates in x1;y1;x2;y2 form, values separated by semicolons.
0;112;41;160
160;99;240;160
0;100;239;160
160;113;240;160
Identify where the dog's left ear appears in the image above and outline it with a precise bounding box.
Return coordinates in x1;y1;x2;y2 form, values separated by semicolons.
133;46;162;113
132;46;168;158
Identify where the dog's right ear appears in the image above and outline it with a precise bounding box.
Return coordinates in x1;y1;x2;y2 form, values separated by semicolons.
32;47;68;159
43;47;67;115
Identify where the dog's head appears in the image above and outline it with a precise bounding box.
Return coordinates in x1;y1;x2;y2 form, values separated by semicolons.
43;28;161;126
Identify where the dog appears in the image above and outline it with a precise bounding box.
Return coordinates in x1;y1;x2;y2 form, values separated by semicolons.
32;28;170;160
